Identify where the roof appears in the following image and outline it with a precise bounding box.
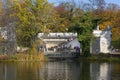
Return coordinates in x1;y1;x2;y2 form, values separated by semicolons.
38;33;78;39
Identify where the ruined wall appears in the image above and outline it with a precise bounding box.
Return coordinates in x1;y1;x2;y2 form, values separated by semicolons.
91;37;100;54
91;26;112;54
0;23;16;55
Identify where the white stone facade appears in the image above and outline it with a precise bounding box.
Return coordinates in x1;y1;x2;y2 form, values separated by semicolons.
37;33;80;53
92;26;112;54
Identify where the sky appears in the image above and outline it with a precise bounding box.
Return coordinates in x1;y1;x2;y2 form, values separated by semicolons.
48;0;120;6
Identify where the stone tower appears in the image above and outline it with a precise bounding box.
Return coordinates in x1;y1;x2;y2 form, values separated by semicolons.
0;23;17;55
91;26;112;54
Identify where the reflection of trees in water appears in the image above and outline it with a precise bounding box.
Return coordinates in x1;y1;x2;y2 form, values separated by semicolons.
16;62;45;80
43;62;81;80
0;63;17;80
0;62;82;80
80;62;91;80
0;62;46;80
0;62;119;80
111;63;120;80
90;62;112;80
12;61;81;80
16;61;82;80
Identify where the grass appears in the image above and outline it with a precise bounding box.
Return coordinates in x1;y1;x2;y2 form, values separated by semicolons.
0;53;48;62
1;53;120;62
77;55;120;62
10;41;48;62
11;52;48;62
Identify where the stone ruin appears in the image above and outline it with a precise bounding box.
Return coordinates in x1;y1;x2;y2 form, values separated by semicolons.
0;23;17;55
91;25;112;54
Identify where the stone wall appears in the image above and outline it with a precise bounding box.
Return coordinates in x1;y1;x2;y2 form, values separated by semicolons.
91;26;112;54
91;37;100;54
0;23;16;55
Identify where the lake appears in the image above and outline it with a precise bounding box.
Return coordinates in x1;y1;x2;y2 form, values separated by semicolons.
0;61;120;80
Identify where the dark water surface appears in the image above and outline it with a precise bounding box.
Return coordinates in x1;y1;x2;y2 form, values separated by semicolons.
0;61;120;80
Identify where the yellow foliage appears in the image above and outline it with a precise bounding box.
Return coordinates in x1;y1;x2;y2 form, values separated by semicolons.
29;40;44;55
12;52;47;61
112;27;120;40
99;21;112;30
0;36;4;42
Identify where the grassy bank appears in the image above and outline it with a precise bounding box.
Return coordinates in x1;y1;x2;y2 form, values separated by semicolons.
0;52;48;62
1;52;120;62
12;53;48;61
1;42;49;62
77;54;120;62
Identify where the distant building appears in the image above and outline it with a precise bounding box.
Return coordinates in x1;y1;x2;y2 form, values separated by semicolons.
38;25;112;55
37;33;80;55
91;25;112;54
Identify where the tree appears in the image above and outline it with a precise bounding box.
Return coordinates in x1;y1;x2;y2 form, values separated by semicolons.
54;2;76;32
58;1;95;56
88;0;106;12
112;38;120;49
11;0;59;47
0;5;3;26
11;0;37;47
100;4;120;49
69;11;94;56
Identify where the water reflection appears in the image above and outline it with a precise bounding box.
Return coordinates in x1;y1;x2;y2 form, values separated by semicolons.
42;61;81;80
0;63;17;80
0;61;120;80
90;63;112;80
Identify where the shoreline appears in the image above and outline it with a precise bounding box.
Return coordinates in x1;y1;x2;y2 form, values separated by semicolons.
77;53;120;62
0;53;120;62
0;53;48;62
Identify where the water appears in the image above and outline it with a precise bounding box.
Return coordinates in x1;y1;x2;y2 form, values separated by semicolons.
0;61;120;80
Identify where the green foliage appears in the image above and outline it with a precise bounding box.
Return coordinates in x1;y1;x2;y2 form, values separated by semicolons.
112;38;120;49
11;0;38;47
11;0;58;47
69;11;94;57
16;25;37;47
28;40;41;55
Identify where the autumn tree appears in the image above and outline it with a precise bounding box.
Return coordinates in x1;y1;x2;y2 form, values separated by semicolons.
69;11;94;56
11;0;60;47
0;1;2;26
56;1;96;56
99;3;120;49
54;2;76;32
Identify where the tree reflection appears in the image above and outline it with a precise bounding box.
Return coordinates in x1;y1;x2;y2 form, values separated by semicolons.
80;62;90;80
0;61;119;80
